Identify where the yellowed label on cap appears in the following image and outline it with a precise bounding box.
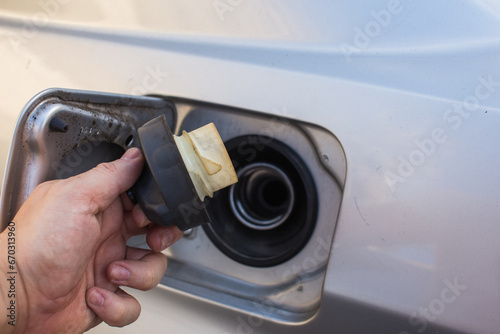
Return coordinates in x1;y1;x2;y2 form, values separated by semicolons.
174;123;238;200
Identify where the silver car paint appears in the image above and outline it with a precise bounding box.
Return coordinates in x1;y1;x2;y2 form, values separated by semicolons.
0;1;499;333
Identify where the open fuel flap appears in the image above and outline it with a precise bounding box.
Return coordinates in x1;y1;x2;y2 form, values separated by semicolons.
1;89;346;323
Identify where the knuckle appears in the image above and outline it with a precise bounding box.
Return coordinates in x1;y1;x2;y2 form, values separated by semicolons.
111;305;128;325
143;265;158;290
32;179;59;197
141;254;166;290
161;255;168;272
96;161;119;175
131;303;141;323
107;297;140;326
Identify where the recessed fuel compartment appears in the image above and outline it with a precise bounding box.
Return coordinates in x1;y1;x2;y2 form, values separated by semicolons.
161;98;346;323
1;89;346;324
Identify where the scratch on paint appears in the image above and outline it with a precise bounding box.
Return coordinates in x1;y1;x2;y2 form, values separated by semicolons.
354;197;366;222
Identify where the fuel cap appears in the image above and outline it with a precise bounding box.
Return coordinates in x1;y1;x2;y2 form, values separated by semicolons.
128;115;237;231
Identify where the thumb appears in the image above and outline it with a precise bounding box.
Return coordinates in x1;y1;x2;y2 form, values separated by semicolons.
69;148;144;213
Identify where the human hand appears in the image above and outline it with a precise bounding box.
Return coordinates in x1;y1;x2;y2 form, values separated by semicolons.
0;148;183;333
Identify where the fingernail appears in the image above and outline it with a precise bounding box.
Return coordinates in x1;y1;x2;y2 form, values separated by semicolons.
122;148;141;160
88;290;105;307
110;265;131;282
160;231;174;251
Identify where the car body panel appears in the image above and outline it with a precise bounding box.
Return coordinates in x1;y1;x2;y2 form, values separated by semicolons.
0;1;499;333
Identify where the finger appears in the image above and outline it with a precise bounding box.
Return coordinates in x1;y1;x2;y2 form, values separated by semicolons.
126;246;156;261
146;224;184;252
120;192;135;211
108;248;167;290
132;204;153;228
70;148;144;214
122;204;153;239
87;287;141;327
122;210;148;238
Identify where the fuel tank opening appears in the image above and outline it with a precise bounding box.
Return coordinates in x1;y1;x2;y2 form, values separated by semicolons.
229;162;294;231
204;135;318;267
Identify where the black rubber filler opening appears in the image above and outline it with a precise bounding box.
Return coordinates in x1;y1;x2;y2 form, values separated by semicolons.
203;135;318;267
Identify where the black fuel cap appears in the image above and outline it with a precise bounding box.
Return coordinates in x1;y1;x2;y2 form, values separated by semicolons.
128;115;237;231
